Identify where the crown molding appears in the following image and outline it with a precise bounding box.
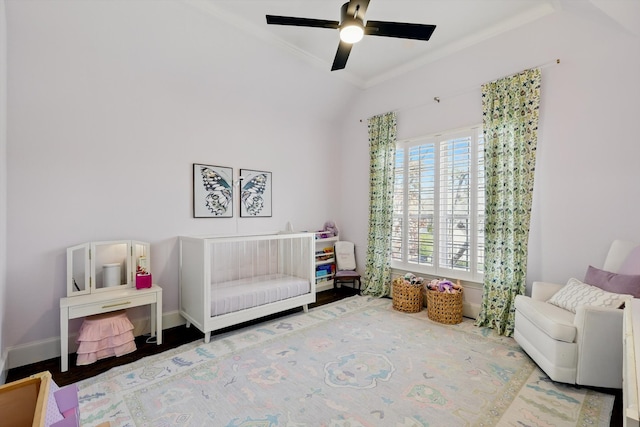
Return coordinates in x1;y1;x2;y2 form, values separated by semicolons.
363;2;558;88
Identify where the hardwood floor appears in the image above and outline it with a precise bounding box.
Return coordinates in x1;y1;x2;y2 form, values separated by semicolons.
6;287;360;387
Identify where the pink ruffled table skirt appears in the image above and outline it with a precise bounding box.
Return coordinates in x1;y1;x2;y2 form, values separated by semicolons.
76;310;136;366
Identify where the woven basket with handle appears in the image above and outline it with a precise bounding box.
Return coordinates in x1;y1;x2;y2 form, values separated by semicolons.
426;289;463;324
392;277;423;313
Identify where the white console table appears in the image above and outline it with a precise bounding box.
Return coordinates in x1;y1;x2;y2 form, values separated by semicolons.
623;298;640;427
60;284;163;372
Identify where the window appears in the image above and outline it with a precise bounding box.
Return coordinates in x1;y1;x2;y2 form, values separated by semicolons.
391;126;484;282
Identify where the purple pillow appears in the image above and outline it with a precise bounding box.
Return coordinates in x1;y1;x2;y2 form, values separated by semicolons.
619;246;640;275
584;265;640;298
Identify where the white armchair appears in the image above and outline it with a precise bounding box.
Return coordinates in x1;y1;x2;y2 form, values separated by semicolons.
514;240;638;389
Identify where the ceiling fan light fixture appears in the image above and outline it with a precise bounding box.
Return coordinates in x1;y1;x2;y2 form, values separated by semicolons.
339;18;364;43
265;0;437;71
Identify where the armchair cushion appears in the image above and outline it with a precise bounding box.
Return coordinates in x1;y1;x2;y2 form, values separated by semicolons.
547;278;632;313
584;265;640;297
514;295;576;343
530;281;564;301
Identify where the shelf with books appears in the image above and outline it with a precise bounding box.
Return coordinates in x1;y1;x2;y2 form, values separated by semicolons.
315;233;338;292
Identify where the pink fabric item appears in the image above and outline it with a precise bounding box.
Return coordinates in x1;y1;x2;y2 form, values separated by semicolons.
76;341;136;365
618;245;640;275
77;332;135;353
77;310;134;341
76;310;136;366
54;384;79;418
61;408;76;419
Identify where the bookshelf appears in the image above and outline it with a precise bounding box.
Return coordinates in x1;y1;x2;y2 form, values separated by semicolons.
315;233;338;292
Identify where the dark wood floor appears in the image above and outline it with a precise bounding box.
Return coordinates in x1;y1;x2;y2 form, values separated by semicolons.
6;287;360;387
6;287;621;426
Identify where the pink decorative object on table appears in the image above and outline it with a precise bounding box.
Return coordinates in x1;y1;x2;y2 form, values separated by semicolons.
136;257;152;289
136;273;152;289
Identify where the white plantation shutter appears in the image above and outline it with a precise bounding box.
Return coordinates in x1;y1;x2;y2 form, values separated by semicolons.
392;126;484;282
477;133;485;273
439;135;472;271
391;147;405;262
407;143;435;266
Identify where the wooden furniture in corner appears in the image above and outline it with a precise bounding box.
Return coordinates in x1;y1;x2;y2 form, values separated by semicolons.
0;371;51;427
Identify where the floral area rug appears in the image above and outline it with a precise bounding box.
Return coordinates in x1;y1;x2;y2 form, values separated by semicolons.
77;295;614;426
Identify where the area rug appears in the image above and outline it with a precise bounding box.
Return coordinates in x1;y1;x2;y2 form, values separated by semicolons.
77;295;614;426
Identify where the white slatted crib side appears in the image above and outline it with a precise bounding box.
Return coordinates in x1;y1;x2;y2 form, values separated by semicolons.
179;236;209;332
307;234;316;295
278;234;315;290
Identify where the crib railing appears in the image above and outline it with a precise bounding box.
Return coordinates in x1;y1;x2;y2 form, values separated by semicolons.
208;233;313;286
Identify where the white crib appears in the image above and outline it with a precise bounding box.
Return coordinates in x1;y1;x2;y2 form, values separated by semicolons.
179;232;316;342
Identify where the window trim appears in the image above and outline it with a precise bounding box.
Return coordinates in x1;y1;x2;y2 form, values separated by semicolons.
391;125;484;284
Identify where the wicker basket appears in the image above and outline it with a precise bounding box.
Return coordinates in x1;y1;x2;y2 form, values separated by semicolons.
426;289;463;324
392;278;423;313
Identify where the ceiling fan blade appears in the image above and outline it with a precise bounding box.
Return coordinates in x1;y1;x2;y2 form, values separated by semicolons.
365;21;436;41
266;15;339;29
345;0;370;20
331;41;353;71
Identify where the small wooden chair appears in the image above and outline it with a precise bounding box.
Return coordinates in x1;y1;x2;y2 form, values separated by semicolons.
334;241;361;293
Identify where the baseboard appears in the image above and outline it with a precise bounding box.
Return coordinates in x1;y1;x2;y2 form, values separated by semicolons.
316;281;334;293
6;310;186;371
463;301;481;319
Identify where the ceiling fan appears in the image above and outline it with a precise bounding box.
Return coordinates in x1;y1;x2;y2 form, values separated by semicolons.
266;0;436;71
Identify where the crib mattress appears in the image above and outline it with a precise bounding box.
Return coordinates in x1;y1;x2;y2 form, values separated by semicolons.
211;273;310;317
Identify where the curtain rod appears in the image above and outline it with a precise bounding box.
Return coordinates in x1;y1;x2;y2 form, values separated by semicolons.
360;58;560;123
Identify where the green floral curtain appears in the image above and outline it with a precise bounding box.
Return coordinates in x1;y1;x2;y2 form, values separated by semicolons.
362;112;397;297
475;68;541;336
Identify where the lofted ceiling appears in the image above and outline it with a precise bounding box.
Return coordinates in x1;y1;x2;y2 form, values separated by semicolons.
183;0;639;88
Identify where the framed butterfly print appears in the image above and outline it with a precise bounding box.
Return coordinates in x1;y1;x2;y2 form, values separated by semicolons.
193;164;233;218
240;169;272;217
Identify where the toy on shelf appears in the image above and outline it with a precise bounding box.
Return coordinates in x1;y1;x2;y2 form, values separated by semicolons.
316;221;339;239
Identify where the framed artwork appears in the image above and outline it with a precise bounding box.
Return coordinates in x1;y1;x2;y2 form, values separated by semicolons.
239;169;272;217
193;164;233;218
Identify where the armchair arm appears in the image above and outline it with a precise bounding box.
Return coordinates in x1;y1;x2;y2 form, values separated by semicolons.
530;281;564;301
574;305;625;388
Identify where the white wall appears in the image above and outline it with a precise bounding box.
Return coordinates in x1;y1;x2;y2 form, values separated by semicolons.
4;0;640;369
336;7;640;296
4;0;357;363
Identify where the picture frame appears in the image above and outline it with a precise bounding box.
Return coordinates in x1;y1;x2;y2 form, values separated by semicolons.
193;163;233;218
239;169;272;217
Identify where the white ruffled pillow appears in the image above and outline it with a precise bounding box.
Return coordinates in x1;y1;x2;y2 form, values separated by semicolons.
547;278;632;313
